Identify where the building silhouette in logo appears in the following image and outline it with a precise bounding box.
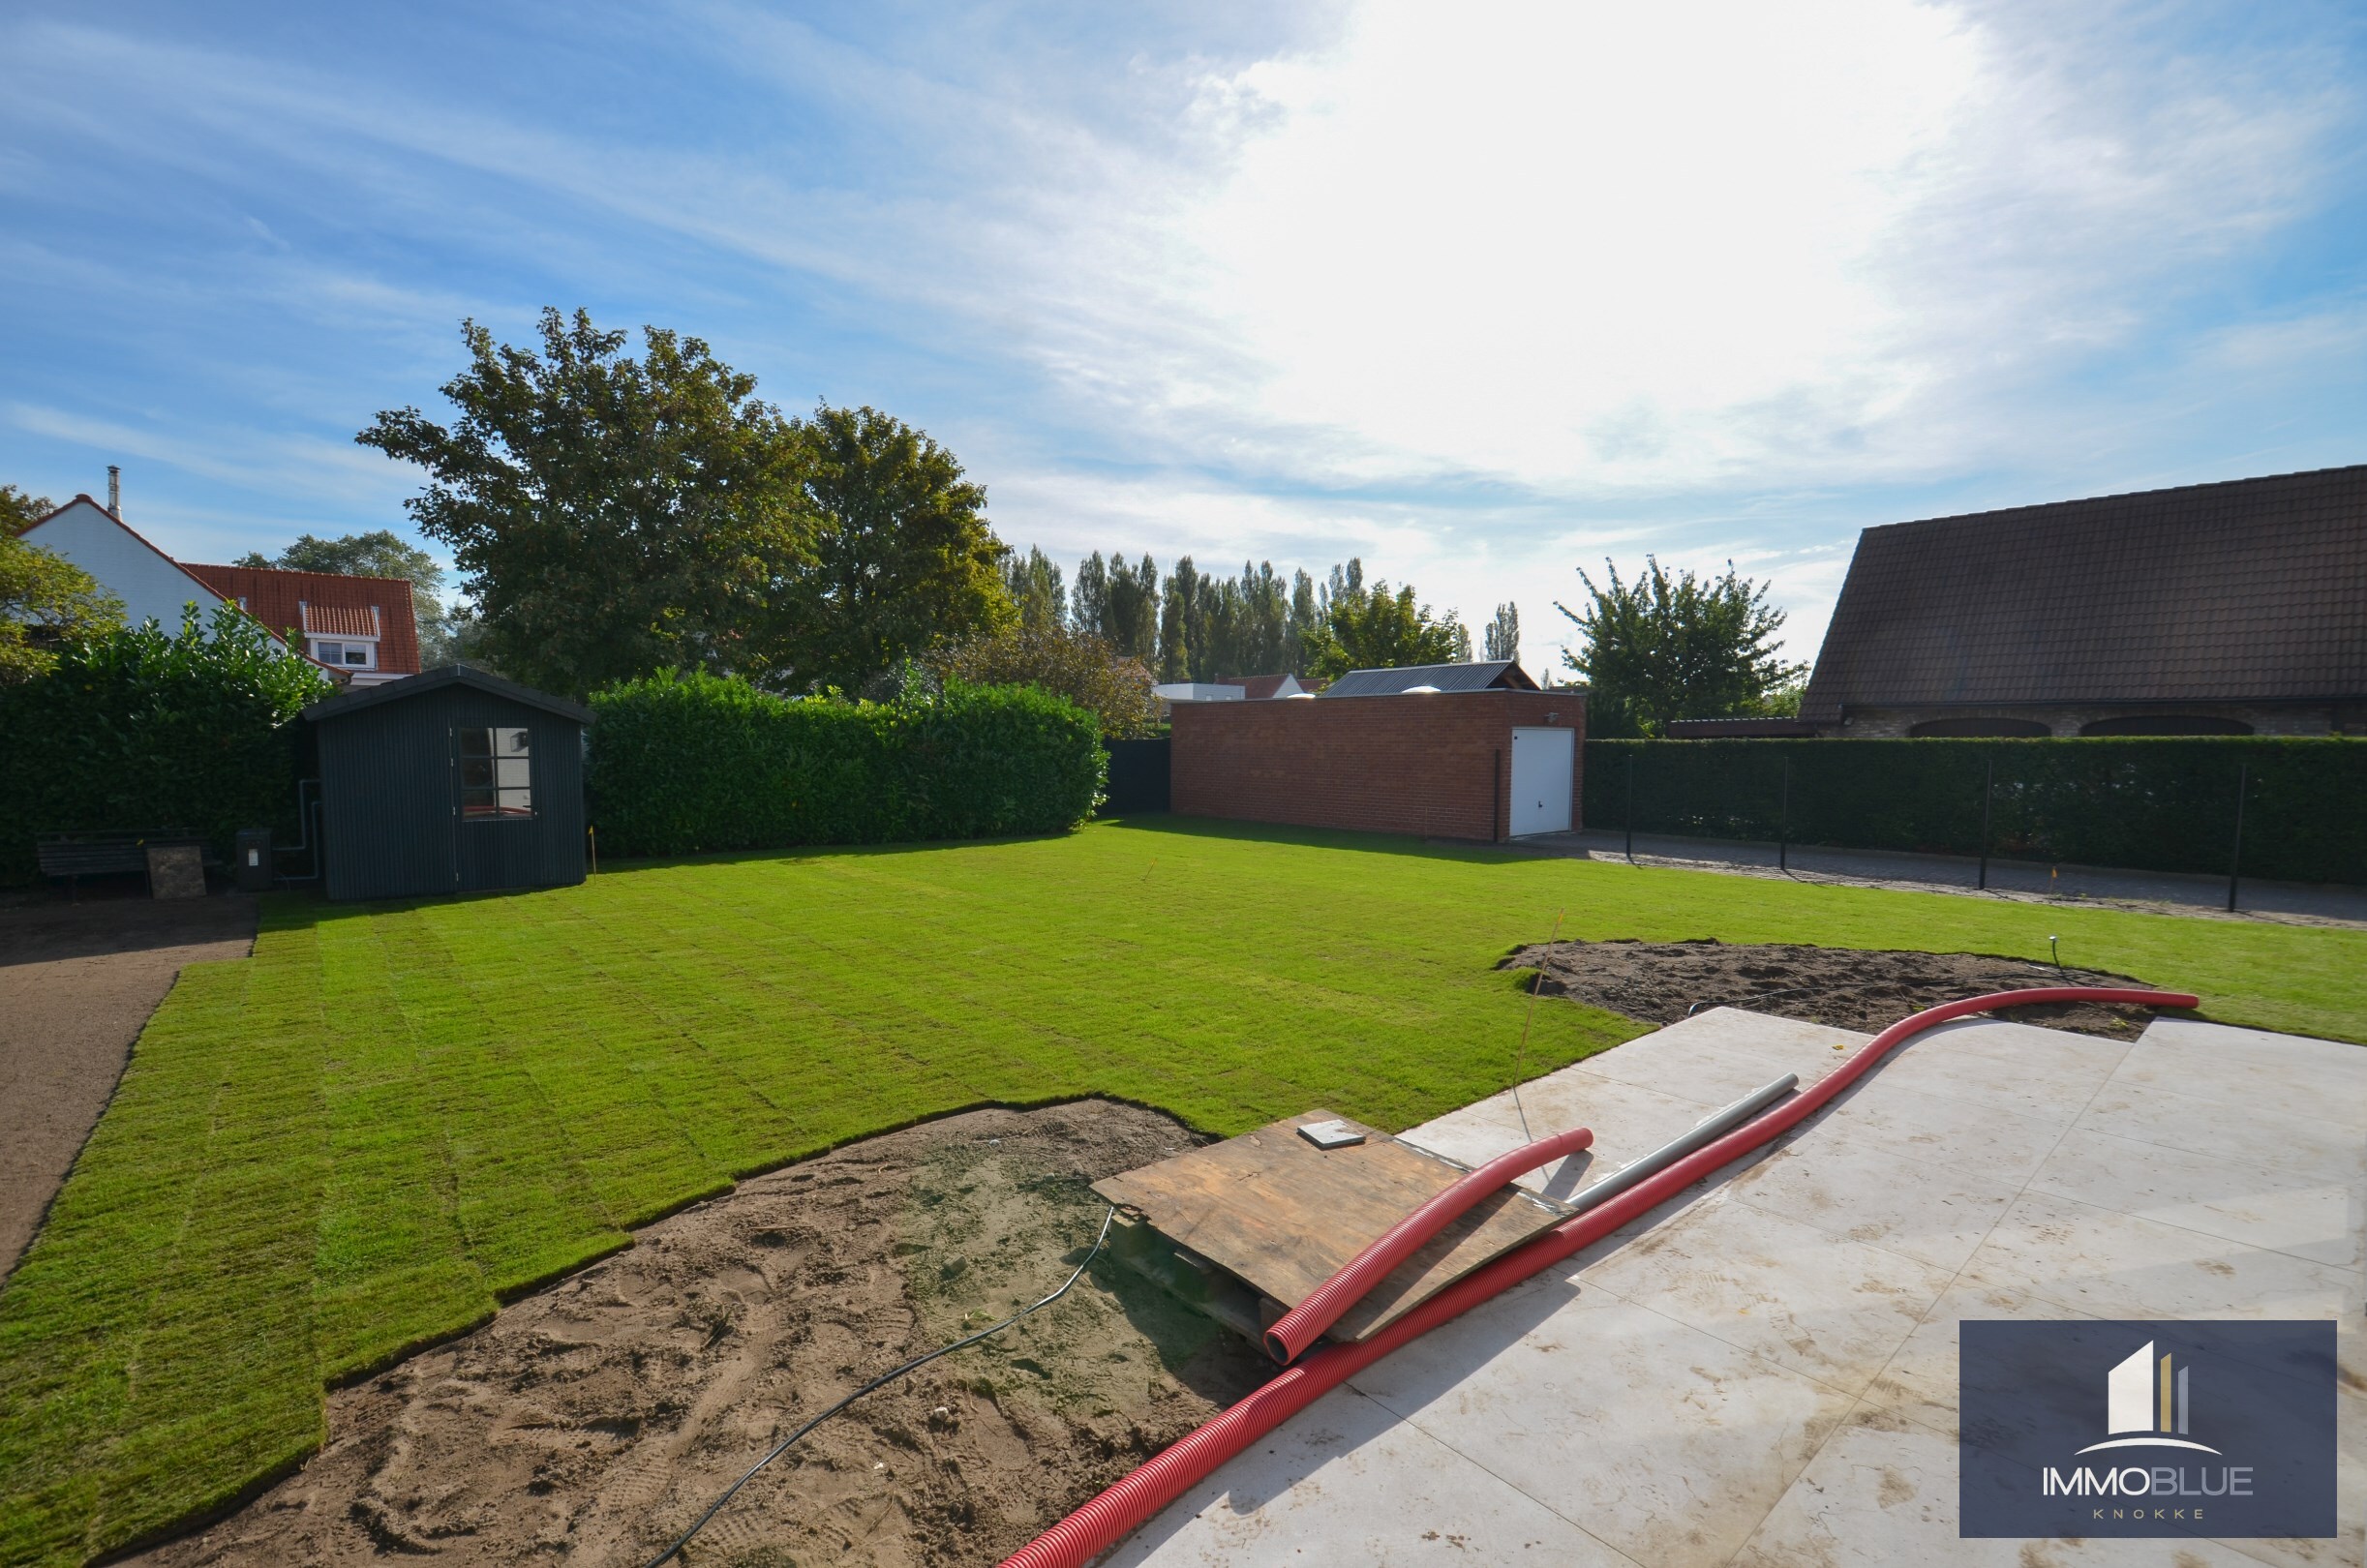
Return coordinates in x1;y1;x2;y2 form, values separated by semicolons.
2074;1340;2221;1456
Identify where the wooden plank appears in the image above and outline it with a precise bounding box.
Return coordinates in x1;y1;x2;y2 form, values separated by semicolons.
1093;1110;1575;1342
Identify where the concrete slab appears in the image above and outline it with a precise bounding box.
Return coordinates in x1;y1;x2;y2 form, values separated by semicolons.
1101;1378;1643;1567
1119;1010;2367;1567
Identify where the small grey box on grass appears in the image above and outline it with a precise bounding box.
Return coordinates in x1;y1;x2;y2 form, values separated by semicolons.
1297;1120;1365;1150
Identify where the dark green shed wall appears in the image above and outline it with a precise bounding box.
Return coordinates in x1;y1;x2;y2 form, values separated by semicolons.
315;684;586;901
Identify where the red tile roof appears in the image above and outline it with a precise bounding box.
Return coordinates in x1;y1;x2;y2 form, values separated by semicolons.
182;563;422;675
1233;674;1296;700
1801;465;2367;721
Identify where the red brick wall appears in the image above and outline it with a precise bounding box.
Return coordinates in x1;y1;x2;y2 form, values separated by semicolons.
1170;690;1586;840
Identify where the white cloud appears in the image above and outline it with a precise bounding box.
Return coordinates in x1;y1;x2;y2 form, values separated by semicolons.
1007;0;2338;498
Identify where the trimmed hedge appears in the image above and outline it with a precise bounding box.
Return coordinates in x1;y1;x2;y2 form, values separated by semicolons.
1583;737;2367;886
0;608;326;883
587;671;1106;857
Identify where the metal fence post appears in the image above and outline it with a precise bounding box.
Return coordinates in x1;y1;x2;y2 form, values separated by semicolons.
2226;762;2248;913
1978;756;1992;890
1624;751;1636;862
1777;752;1790;871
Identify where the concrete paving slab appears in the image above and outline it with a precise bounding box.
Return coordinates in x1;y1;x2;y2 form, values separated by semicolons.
1103;1378;1642;1567
1348;1275;1856;1568
2075;1079;2364;1181
1578;1191;1958;1398
2027;1125;2364;1272
2111;1017;2367;1129
1723;1122;2027;1271
1118;1010;2367;1567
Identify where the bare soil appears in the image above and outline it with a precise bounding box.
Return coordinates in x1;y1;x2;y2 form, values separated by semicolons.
127;1101;1272;1568
1501;938;2172;1039
0;890;258;1279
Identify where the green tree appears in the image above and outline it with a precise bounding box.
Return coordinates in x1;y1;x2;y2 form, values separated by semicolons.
0;528;123;682
928;624;1161;739
2;483;56;535
234;529;459;666
1301;565;1468;679
1286;569;1320;676
1483;602;1520;664
1555;558;1805;737
772;404;1014;690
1086;552;1159;664
1003;545;1068;633
356;308;815;698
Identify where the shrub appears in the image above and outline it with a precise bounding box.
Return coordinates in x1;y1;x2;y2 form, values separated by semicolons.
587;671;1105;857
926;625;1161;739
1582;737;2367;886
0;605;330;881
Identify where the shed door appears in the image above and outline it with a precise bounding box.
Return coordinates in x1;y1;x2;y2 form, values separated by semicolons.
1508;727;1574;836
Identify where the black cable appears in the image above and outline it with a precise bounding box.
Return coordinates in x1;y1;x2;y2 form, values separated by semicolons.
639;1202;1118;1568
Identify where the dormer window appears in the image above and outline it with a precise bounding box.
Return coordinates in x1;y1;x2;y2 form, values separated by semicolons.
312;639;376;669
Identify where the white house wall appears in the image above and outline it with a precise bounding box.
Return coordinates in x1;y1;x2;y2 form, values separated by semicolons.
20;499;227;633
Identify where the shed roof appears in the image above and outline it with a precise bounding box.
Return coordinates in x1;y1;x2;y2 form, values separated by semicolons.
1800;464;2367;721
303;663;592;724
1320;660;1539;698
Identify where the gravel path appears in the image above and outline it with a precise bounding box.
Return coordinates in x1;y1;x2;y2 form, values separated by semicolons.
0;891;258;1280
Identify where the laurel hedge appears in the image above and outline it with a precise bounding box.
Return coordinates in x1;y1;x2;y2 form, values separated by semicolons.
586;671;1106;857
1582;737;2367;886
0;607;327;883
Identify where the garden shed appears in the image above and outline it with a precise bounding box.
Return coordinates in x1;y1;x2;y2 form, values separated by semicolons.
303;665;592;902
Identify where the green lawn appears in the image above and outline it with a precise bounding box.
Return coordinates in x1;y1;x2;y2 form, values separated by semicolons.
4;817;2361;1565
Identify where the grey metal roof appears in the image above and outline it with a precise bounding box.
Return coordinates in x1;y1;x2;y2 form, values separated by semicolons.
1320;660;1540;698
1799;465;2367;722
302;663;595;724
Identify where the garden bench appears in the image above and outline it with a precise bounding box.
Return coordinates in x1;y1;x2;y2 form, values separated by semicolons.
34;831;206;899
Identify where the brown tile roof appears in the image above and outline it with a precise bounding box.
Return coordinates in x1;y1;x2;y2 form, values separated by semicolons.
181;563;422;675
1799;465;2367;721
1233;674;1295;700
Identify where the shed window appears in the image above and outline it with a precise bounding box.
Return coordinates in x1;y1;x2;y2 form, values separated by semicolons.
459;727;533;818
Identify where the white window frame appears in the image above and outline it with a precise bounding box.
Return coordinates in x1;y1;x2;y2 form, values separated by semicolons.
311;638;379;670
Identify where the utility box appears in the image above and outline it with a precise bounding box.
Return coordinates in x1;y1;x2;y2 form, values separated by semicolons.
234;828;274;892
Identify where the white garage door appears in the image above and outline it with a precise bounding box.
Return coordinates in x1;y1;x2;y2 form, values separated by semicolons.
1508;727;1575;836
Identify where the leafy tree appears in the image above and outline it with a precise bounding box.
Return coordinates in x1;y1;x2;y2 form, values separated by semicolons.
1555;558;1806;737
2;483;56;534
1157;556;1201;681
773;404;1014;690
1484;602;1520;664
1301;569;1468;679
928;624;1161;739
1286;569;1320;676
0;528;122;683
1093;556;1160;667
1003;545;1067;633
356;308;815;699
234;528;459;665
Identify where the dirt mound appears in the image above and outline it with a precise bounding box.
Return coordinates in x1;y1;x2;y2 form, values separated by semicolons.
129;1100;1270;1568
1502;939;2172;1039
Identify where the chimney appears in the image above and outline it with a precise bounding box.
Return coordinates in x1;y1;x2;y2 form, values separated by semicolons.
106;466;120;519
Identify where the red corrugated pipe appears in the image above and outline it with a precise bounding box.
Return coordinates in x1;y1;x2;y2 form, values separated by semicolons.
999;986;2194;1568
1263;1125;1594;1365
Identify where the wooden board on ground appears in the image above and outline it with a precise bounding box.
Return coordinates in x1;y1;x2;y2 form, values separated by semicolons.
1093;1109;1577;1342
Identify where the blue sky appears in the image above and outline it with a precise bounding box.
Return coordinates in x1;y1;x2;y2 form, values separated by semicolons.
8;0;2367;672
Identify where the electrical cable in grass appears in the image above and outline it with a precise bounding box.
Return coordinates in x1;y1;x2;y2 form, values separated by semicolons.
638;1202;1119;1568
1508;908;1564;1142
